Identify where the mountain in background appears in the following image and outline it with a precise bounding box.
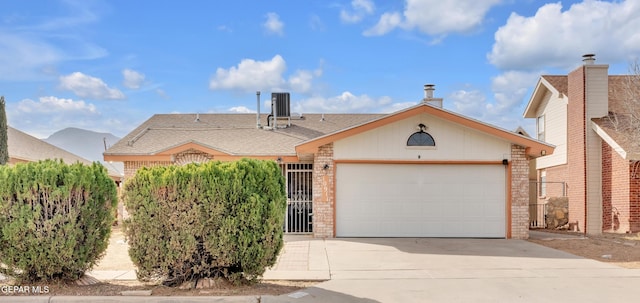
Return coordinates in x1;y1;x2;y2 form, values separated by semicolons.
44;127;124;176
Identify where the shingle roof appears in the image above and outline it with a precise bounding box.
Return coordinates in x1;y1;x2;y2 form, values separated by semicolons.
541;75;568;96
8;126;122;178
591;75;640;159
105;113;384;156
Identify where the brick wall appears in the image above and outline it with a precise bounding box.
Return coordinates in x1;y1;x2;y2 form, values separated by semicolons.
629;161;640;232
312;143;334;238
537;165;568;201
567;66;587;232
173;149;213;165
124;160;173;179
602;143;631;232
511;144;530;239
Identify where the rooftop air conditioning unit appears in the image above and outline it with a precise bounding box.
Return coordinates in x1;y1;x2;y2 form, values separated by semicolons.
270;92;291;128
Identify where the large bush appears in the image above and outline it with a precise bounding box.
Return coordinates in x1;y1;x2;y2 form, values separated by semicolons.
123;158;286;286
0;160;117;282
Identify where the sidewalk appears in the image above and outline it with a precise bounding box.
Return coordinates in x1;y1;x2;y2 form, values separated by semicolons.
262;235;330;281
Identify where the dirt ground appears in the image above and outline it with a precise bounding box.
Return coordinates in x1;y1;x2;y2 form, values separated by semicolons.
528;229;640;269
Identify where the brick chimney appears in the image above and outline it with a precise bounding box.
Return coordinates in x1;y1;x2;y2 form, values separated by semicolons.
422;84;443;108
566;54;609;235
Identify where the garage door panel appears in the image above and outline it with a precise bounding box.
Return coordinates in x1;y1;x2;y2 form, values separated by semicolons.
336;164;506;238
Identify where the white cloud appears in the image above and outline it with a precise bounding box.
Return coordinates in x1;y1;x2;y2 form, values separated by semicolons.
7;96;143;138
363;12;403;36
365;0;501;37
293;91;414;114
59;72;125;100
210;55;286;92
340;0;376;23
288;67;323;94
489;0;640;70
156;89;169;99
209;55;322;94
122;69;145;89
16;96;98;114
263;12;284;36
228;106;255;113
8;96;100;137
309;15;325;31
447;71;540;132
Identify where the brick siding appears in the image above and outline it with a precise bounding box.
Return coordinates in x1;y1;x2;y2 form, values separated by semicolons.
312;143;334;238
602;143;630;231
539;165;568;200
630;162;640;232
567;66;587;232
511;144;530;239
173;149;213;165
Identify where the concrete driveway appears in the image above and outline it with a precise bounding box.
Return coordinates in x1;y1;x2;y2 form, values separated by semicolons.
264;237;640;302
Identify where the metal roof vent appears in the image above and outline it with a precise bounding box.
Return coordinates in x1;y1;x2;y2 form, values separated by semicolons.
582;54;596;65
422;84;443;108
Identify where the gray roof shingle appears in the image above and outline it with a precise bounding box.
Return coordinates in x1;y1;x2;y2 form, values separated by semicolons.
105;113;384;156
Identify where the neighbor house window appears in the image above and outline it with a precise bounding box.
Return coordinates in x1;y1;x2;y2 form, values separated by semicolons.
539;170;547;197
537;115;545;141
407;124;435;147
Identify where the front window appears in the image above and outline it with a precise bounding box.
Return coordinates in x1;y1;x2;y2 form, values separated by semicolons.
537;115;545;141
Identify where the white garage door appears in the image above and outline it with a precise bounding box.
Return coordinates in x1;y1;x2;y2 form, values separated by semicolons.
336;164;506;238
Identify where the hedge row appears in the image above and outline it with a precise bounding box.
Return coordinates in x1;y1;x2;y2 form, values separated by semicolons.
0;160;117;282
123;158;286;285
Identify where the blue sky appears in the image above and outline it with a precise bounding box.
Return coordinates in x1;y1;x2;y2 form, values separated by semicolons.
2;0;639;138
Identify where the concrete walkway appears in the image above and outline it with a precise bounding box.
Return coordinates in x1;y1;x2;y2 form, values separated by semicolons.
262;235;330;281
263;237;640;302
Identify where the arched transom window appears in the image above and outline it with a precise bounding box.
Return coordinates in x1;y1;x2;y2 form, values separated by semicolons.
407;123;435;147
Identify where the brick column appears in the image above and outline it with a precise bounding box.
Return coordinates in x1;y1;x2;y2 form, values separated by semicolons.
511;144;530;239
312;143;335;238
567;66;587;232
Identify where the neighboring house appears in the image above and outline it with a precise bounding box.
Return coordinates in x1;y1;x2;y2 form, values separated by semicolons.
105;87;553;239
7;126;122;181
524;54;640;234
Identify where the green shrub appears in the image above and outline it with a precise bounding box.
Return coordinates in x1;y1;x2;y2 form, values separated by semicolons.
123;158;286;286
0;160;117;282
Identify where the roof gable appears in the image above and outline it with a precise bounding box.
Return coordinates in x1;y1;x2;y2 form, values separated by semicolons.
296;103;554;158
523;76;567;118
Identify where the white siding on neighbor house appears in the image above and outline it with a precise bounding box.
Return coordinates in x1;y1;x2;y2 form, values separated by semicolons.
535;90;568;170
333;113;511;161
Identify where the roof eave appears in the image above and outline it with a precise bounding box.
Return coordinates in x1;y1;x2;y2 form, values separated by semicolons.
591;121;638;160
524;77;560;118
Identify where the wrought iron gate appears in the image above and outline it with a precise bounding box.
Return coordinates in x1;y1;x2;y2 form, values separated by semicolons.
281;163;313;234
